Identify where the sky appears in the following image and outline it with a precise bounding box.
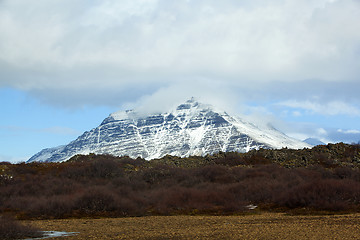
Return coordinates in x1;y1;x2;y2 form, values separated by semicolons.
1;0;360;163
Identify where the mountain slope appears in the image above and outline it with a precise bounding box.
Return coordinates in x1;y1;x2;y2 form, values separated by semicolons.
304;138;326;146
28;98;310;162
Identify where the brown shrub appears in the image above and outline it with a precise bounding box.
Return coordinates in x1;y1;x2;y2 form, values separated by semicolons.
0;215;42;239
276;179;360;211
194;165;235;183
74;187;117;214
1;154;360;219
148;184;247;215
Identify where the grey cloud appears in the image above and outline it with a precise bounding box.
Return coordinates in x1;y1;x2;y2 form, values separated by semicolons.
0;0;359;108
277;100;360;116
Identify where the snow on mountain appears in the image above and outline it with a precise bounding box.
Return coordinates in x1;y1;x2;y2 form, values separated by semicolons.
28;98;311;163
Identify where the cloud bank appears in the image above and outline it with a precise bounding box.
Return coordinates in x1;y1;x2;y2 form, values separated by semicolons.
0;0;359;108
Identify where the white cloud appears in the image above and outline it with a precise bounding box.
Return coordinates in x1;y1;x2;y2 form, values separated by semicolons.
337;129;360;134
317;128;328;136
277;100;360;116
126;79;241;116
0;0;359;104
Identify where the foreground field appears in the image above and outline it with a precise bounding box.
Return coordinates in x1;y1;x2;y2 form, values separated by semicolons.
25;213;360;239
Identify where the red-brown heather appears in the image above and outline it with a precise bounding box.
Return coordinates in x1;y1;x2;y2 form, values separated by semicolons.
1;143;360;223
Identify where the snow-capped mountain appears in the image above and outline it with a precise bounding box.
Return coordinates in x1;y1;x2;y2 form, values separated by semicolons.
28;98;310;162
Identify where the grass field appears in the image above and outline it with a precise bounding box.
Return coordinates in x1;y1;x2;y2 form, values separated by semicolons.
24;213;360;239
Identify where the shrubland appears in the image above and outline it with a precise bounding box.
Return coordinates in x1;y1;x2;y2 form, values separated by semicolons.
1;143;360;221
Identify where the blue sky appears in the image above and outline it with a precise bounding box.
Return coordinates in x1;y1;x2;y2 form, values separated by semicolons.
0;87;117;162
1;0;360;162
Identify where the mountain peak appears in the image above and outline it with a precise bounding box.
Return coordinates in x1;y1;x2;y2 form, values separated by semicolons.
174;98;217;113
176;97;200;110
28;99;311;163
105;98;215;124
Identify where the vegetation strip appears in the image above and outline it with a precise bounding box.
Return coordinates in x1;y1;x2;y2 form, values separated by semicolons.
1;143;360;222
0;143;360;239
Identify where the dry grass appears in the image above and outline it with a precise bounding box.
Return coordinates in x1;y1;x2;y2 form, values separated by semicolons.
24;213;360;239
